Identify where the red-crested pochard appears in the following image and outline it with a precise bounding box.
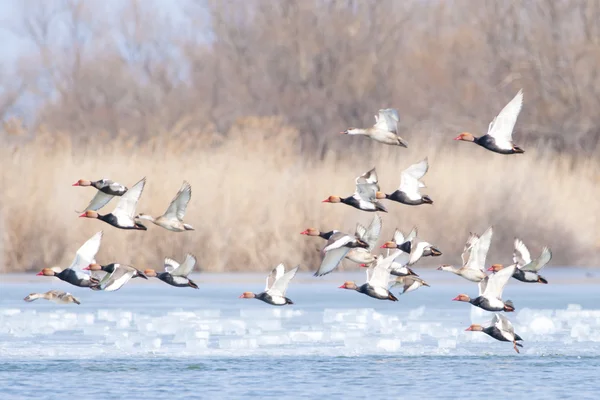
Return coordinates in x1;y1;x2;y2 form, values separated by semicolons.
489;238;551;284
240;263;299;306
466;313;524;353
453;265;516;312
79;177;147;230
454;89;525;154
380;158;433;205
36;231;104;288
144;254;199;289
323;168;388;212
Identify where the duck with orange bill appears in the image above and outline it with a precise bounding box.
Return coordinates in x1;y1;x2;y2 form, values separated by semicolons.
454;89;525;154
452;264;516;312
73;178;128;212
79;177;147;230
144;254;199;289
323;168;387;212
340;254;398;302
379;158;433;206
36;231;104;288
240;264;299;306
86;263;148;292
489;238;551;284
465;314;524;353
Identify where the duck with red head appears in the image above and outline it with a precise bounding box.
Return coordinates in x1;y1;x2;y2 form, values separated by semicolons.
73;178;127;196
380;158;434;206
454;89;525;155
79;177;147;230
144;254;199;289
36;231;104;288
240;264;298;306
492;239;552;284
86;263;148;292
381;238;442;265
74;178;129;213
452;264;517;312
465;313;523;353
300;228;337;240
339;255;399;301
323;168;388;213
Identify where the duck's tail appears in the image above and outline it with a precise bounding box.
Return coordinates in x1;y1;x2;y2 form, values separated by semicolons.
504;300;515;312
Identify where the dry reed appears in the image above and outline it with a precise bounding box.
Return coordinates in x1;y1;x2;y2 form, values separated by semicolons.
0;117;598;274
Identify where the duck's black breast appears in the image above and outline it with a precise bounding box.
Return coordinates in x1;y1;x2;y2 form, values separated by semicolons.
483;326;510;342
57;269;92;287
158;272;189;287
476;135;517;154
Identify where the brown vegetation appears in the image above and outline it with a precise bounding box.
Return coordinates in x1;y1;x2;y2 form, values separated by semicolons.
0;0;598;272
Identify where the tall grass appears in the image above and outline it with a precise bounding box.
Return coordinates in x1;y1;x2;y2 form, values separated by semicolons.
1;117;598;274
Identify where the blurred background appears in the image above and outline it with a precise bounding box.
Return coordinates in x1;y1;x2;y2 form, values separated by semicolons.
0;0;598;273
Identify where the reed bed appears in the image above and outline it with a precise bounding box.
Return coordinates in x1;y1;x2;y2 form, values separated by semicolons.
1;117;598;273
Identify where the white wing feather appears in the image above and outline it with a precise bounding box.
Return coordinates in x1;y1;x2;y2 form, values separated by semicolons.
398;158;428;200
265;263;285;291
269;265;299;297
465;227;493;272
171;254;197;277
367;254;394;289
487;89;523;147
315;247;351;276
512;238;532;267
163;181;191;221
68;231;103;272
521;247;552;272
81;191;115;212
113;177;146;221
482;265;515;299
164;258;180;273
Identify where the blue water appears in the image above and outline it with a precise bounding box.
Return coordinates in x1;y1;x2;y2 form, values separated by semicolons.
2;268;600;399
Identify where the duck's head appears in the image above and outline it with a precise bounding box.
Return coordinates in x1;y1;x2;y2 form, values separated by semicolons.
322;196;341;203
488;264;504;272
437;264;454;271
452;294;471;302
300;228;320;236
465;324;483;332
380;241;398;249
36;268;57;277
79;210;99;219
239;292;256;299
72;179;92;187
421;195;433;204
454;132;475;142
375;191;387;200
339;281;358;290
341;127;357;134
144;269;158;278
82;263;103;271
